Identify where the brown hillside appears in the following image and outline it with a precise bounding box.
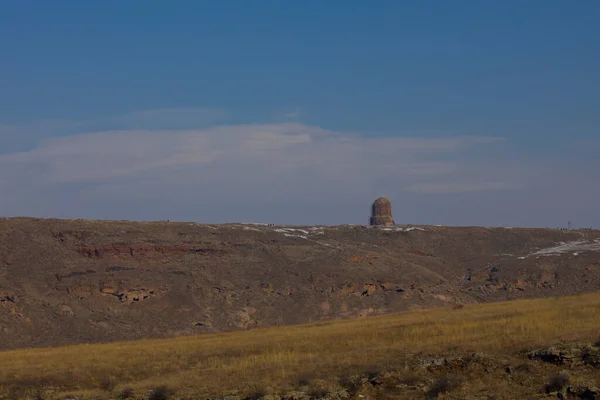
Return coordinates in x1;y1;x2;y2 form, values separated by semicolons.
1;217;599;350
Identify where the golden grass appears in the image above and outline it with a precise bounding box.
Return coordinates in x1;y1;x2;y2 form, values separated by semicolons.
2;293;600;398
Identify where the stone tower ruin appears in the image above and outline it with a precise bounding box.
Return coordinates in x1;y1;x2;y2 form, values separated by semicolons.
369;197;395;226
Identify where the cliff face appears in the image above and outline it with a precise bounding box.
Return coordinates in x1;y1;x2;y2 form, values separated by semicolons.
1;217;599;350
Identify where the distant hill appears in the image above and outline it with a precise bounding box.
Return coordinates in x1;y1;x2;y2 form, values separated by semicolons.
1;217;599;350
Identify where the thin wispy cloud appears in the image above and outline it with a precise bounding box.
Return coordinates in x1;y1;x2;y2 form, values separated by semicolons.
0;112;597;227
0;123;502;186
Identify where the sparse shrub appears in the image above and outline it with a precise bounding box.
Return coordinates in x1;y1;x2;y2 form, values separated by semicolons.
452;304;464;310
296;378;310;387
295;373;313;387
308;378;345;398
594;335;600;347
375;371;422;394
338;375;361;394
503;362;540;387
426;375;462;399
513;362;538;374
118;386;135;399
245;385;267;400
5;377;51;400
307;386;329;399
545;372;569;393
364;368;381;381
99;376;116;392
7;387;23;400
396;372;423;387
149;385;172;400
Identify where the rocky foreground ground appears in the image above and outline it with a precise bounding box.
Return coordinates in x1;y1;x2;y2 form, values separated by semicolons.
105;343;600;400
1;217;600;349
2;291;600;399
6;341;600;399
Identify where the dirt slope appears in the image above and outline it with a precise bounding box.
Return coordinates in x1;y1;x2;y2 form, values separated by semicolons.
1;217;599;350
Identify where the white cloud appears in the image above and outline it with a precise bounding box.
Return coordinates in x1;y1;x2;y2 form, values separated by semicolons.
7;119;595;226
0;123;502;187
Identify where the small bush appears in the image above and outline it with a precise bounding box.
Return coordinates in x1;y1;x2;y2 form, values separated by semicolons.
364;368;381;381
308;378;344;397
7;389;22;400
118;387;135;399
149;385;172;400
99;377;116;392
505;362;538;375
295;374;313;387
375;372;422;394
545;372;569;393
396;372;423;387
426;375;462;399
307;387;329;399
245;386;267;400
338;376;360;394
452;304;464;310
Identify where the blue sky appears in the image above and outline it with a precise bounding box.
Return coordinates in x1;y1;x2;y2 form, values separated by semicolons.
0;1;598;227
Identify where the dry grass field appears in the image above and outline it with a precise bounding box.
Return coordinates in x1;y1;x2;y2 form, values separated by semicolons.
2;293;600;399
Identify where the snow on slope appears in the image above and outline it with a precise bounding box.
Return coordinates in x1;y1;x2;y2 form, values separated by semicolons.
521;239;600;258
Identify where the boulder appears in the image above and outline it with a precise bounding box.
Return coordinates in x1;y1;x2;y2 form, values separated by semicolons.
527;343;600;367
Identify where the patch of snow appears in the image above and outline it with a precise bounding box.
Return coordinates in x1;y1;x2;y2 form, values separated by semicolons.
272;227;326;237
274;228;310;235
243;226;262;232
517;257;525;260
283;233;309;240
265;226;338;248
378;226;426;232
518;240;600;258
315;241;340;249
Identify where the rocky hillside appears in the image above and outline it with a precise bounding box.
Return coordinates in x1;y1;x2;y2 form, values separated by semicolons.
1;217;599;349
